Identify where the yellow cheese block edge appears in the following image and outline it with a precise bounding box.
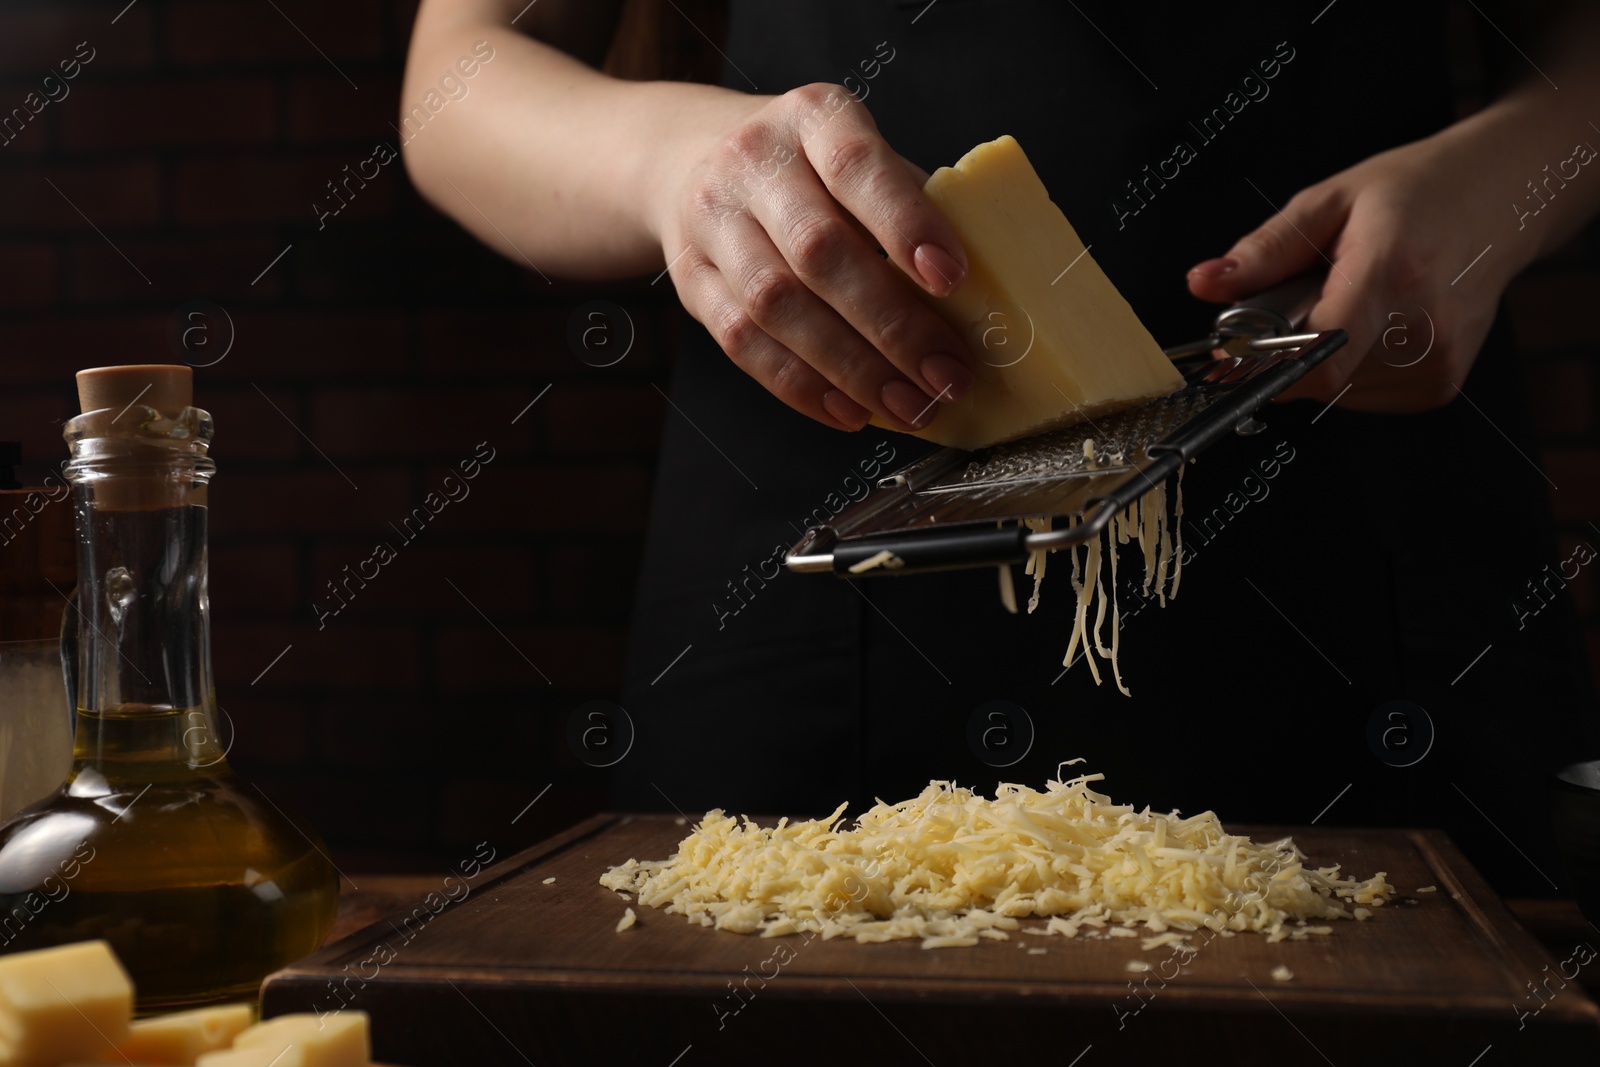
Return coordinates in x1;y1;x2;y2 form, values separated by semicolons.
876;135;1183;450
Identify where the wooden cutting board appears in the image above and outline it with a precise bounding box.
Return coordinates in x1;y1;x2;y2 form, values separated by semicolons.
261;814;1600;1066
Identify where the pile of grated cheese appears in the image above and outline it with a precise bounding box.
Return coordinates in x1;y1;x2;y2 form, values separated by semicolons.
599;763;1392;950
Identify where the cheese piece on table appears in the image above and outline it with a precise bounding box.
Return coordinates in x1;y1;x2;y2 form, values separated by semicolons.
899;135;1183;450
226;1012;368;1067
0;940;133;1067
104;1004;254;1065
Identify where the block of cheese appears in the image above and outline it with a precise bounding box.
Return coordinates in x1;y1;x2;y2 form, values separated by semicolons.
0;940;133;1067
225;1012;368;1067
900;135;1183;450
103;1004;254;1065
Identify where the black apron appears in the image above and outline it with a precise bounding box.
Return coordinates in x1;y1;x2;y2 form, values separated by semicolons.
613;0;1597;898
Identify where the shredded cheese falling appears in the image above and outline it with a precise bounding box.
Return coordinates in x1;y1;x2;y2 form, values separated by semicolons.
1022;516;1052;613
599;763;1392;948
998;563;1018;615
1041;471;1185;695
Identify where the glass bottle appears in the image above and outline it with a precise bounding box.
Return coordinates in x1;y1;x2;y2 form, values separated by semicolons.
0;365;339;1010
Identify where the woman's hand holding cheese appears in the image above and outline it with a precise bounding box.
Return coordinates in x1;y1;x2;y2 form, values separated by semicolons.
650;83;977;432
402;2;974;434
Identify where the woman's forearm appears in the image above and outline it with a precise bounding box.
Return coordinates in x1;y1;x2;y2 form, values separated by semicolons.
1446;3;1600;276
1439;95;1600;280
400;0;759;279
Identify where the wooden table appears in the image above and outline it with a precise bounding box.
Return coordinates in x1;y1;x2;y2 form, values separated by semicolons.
272;815;1600;1065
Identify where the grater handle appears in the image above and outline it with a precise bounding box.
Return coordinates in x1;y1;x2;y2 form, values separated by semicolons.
1165;271;1327;359
1215;271;1324;337
831;526;1029;576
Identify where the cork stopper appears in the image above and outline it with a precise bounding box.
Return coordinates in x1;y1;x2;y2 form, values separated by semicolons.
70;364;204;513
76;364;192;418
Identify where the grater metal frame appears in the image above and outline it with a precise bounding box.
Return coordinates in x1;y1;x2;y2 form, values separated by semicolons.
785;328;1347;577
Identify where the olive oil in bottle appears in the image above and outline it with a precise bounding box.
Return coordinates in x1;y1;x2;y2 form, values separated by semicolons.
0;365;339;1009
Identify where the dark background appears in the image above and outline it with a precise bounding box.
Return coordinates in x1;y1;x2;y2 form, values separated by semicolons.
0;0;1595;872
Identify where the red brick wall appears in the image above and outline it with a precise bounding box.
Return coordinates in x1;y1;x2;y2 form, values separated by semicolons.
0;2;1595;872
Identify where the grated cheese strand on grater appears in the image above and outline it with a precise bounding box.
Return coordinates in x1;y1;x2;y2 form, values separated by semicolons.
599;763;1392;950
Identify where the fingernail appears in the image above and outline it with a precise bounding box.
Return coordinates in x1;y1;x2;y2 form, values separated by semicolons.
913;243;966;296
822;389;871;430
882;378;936;428
920;353;972;402
1188;256;1239;279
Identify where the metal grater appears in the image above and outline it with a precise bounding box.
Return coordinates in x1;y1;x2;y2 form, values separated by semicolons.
785;274;1346;577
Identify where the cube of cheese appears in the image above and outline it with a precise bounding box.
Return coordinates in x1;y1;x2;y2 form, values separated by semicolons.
104;1004;254;1065
0;940;133;1067
900;135;1183;450
225;1012;367;1067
